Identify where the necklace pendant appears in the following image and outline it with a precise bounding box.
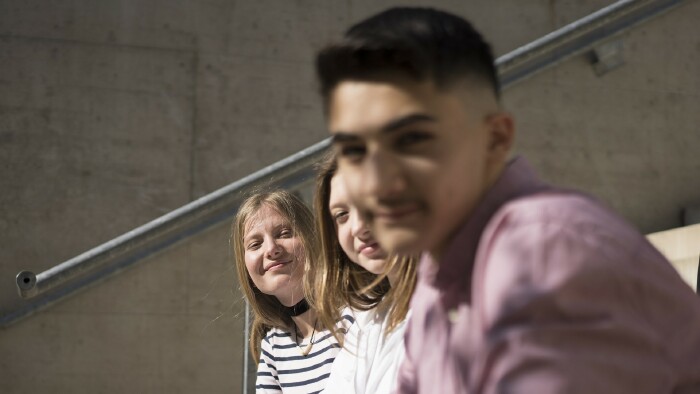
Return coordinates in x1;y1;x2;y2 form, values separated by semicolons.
301;342;313;356
294;318;317;357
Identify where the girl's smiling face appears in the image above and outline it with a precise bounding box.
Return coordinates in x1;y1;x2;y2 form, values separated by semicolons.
243;204;306;306
329;173;388;275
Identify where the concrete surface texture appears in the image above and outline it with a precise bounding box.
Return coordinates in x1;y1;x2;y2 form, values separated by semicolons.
0;0;698;393
506;1;700;235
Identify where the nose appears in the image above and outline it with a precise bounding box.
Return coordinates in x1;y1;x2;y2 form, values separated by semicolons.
349;208;371;240
265;238;283;259
363;150;406;200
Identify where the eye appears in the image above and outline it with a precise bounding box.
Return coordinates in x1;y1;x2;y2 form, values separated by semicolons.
335;143;366;162
246;241;261;251
395;130;433;149
333;210;349;224
278;228;293;238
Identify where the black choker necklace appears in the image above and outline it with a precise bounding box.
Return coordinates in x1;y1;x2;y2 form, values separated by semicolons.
284;298;310;317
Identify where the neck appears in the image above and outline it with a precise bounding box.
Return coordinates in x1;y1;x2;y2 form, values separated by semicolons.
277;290;305;309
387;265;399;288
428;244;446;263
283;298;310;317
291;309;316;338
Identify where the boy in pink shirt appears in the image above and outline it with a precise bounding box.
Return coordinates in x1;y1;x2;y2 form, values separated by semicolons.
315;6;700;393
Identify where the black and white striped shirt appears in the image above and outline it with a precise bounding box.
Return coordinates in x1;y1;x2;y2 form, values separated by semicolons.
256;312;354;393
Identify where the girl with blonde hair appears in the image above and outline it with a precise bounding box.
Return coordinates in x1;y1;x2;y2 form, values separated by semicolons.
232;189;352;393
306;154;418;393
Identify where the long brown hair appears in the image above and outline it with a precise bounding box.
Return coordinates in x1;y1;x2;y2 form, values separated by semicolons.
305;152;417;342
232;189;318;362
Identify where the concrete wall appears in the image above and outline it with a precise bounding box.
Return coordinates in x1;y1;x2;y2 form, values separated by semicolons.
0;221;244;392
1;0;698;392
506;1;700;234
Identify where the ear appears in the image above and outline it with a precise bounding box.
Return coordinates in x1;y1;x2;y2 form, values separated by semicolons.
485;111;515;160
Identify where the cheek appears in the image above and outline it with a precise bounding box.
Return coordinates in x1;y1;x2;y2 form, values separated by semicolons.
336;224;354;257
243;253;267;290
403;158;435;185
243;252;260;277
290;239;307;266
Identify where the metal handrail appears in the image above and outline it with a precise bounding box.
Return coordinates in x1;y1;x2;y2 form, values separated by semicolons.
5;0;686;328
498;0;683;88
4;139;329;326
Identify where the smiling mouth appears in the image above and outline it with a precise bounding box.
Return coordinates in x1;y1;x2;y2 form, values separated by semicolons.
358;241;387;259
265;261;291;272
373;203;421;222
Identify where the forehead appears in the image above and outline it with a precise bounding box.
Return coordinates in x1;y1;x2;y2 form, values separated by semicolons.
328;174;349;208
328;79;438;135
244;204;288;236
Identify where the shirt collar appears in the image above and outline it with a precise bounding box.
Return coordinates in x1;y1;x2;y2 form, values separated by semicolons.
419;156;550;294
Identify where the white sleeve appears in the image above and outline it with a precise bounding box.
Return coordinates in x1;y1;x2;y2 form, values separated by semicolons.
365;312;409;394
322;308;360;394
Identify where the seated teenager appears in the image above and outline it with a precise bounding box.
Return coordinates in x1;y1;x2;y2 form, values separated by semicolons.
307;154;417;394
232;190;352;394
315;7;700;393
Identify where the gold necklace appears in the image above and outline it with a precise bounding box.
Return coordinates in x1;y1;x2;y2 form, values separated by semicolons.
294;319;317;356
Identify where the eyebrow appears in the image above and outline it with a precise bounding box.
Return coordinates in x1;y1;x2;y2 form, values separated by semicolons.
328;201;348;211
382;113;436;132
332;113;436;143
243;229;261;242
243;222;288;242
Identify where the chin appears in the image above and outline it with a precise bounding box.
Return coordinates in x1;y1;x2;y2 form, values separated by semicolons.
358;258;388;276
376;230;425;256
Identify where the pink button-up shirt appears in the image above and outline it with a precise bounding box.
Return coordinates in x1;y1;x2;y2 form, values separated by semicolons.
396;157;700;393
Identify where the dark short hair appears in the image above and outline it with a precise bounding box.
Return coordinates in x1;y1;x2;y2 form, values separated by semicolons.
316;7;499;105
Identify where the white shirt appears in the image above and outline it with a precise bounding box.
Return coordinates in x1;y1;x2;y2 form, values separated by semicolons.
323;308;409;394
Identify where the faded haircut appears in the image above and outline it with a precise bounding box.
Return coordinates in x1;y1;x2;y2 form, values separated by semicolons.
316;7;499;106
